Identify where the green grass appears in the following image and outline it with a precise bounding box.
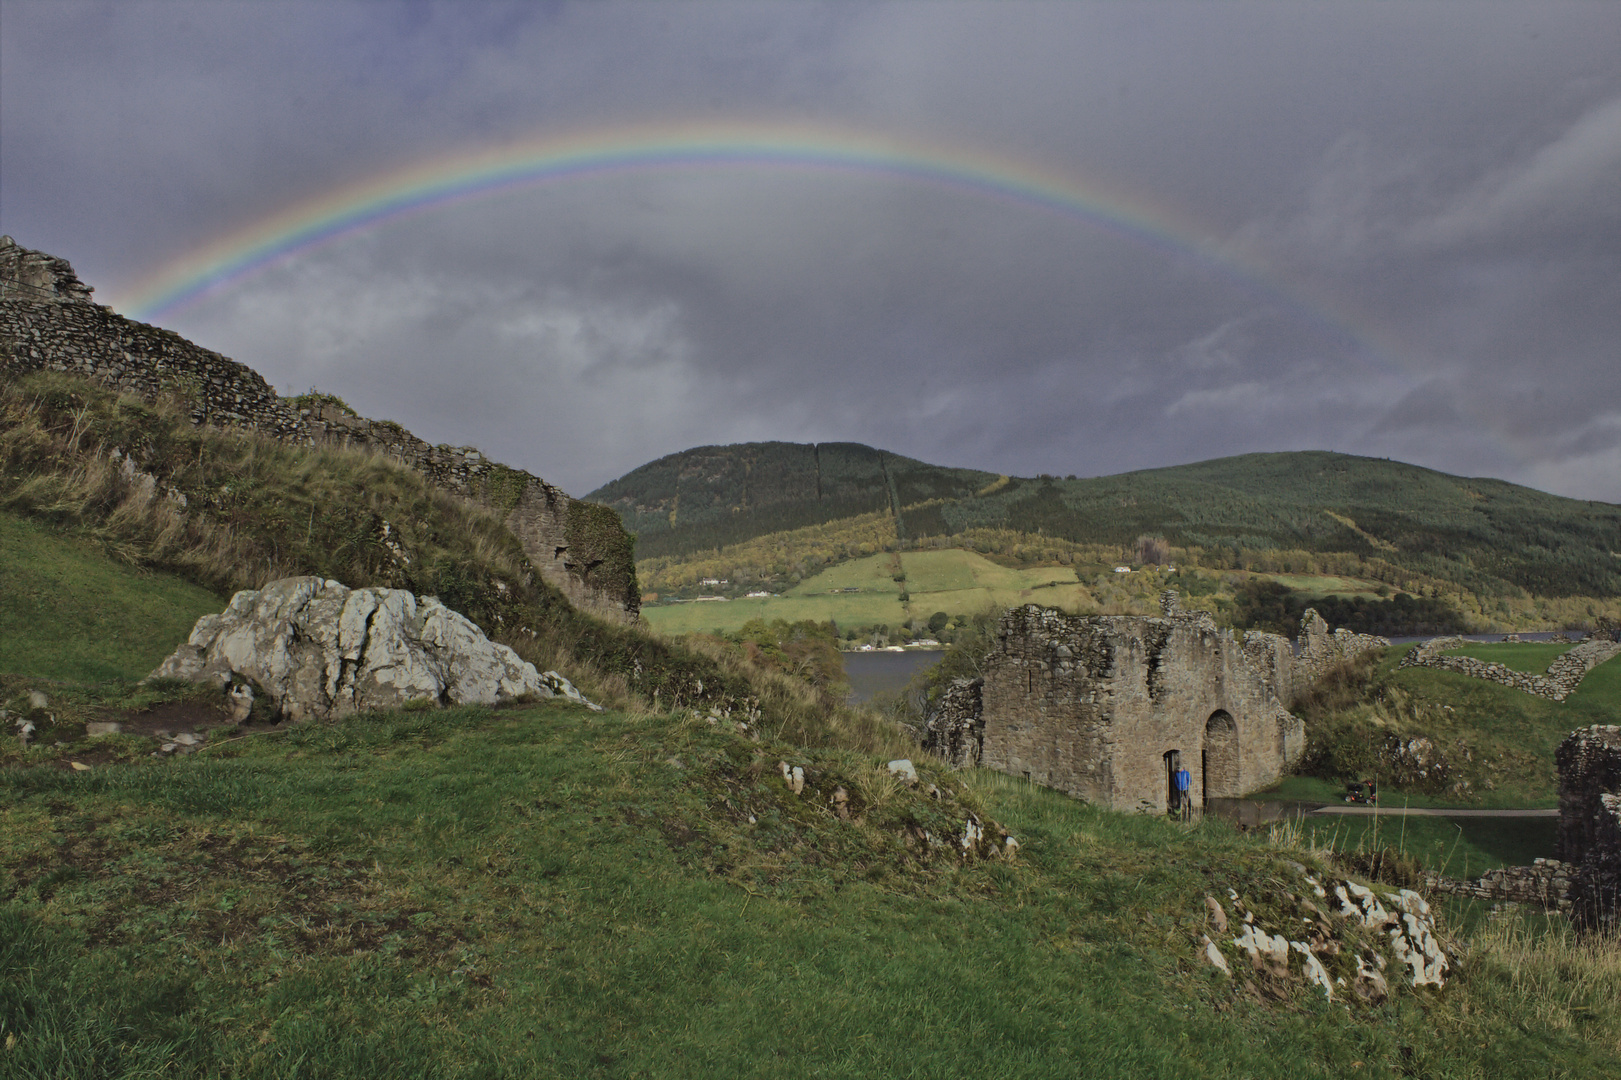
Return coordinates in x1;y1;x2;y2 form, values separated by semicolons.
642;593;908;635
643;550;1091;635
5;701;1620;1078
1295;813;1557;879
1296;645;1621;809
1263;573;1386;599
897;549;1079;594
1442;642;1573;674
0;511;224;683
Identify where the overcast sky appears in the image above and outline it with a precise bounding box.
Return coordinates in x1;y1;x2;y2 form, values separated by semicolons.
3;2;1618;502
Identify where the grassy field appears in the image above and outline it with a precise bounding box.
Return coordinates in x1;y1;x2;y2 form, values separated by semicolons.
6;700;1621;1078
1264;573;1387;599
642;550;1092;635
0;511;224;684
1254;777;1560;875
1442;642;1573;674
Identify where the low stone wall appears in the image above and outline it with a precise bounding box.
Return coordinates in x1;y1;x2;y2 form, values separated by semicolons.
1400;637;1621;701
0;236;637;623
1422;858;1574;912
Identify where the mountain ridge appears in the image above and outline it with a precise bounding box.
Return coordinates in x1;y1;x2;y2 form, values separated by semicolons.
593;442;1621;600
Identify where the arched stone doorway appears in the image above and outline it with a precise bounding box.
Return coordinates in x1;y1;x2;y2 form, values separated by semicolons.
1203;710;1240;803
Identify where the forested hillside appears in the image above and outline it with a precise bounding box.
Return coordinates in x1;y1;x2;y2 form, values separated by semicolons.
587;441;997;559
596;445;1621;601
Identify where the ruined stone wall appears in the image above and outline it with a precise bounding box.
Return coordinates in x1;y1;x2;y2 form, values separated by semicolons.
1554;727;1621;932
1240;630;1297;707
0;236;637;623
976;598;1304;812
299;405;637;620
1296;609;1389;685
1421;859;1574;912
921;677;983;768
1401;637;1621;701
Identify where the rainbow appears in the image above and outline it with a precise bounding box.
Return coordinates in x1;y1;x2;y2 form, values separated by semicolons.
109;122;1375;351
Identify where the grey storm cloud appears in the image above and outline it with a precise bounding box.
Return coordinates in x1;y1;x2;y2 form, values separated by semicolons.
2;1;1618;501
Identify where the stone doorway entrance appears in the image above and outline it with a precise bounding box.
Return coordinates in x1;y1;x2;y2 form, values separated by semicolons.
1164;749;1182;813
1204;710;1239;803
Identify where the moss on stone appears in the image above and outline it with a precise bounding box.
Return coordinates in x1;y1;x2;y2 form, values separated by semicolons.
566;499;640;610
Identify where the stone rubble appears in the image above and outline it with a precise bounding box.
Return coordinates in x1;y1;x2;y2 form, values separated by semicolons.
1421;858;1575;912
149;576;600;722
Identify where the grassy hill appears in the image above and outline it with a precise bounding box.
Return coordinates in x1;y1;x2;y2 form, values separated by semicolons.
587;441;998;559
0;370;897;754
7;691;1621;1077
598;444;1621;622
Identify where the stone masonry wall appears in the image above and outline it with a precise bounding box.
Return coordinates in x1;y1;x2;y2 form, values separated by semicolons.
0;237;637;623
1421;859;1575;912
1296;609;1390;685
1401;636;1621;701
921;677;984;768
975;595;1304;812
1555;727;1621;932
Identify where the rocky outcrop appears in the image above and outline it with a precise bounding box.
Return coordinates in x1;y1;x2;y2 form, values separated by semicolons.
1205;868;1449;1003
0;236;639;623
150;577;599;722
1400;636;1621;701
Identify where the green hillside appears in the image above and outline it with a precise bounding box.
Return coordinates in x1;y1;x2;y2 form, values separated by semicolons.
587;441;997;559
0;511;224;684
596;444;1621;604
7;698;1621;1078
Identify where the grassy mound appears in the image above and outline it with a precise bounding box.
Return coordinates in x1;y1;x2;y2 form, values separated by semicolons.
1294;646;1621;807
5;701;1619;1078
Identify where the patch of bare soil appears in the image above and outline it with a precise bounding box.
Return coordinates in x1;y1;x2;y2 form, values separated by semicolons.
4;814;466;959
107;699;237;737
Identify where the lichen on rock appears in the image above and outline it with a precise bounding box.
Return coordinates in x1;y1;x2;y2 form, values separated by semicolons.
150;576;599;721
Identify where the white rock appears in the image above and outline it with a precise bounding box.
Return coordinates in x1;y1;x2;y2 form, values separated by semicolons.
887;758;918;784
27;691;48;710
779;761;805;795
1203;937;1231;976
149;577;599;721
85;722;122;738
1291;941;1333;1000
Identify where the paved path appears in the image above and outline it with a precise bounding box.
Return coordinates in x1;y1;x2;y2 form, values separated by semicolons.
1308;805;1557;818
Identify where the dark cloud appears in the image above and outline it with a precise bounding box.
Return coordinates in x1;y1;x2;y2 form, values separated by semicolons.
3;1;1618;500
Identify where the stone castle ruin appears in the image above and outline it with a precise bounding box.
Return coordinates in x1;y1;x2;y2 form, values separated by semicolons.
925;595;1387;812
1556;726;1621;932
0;237;638;624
